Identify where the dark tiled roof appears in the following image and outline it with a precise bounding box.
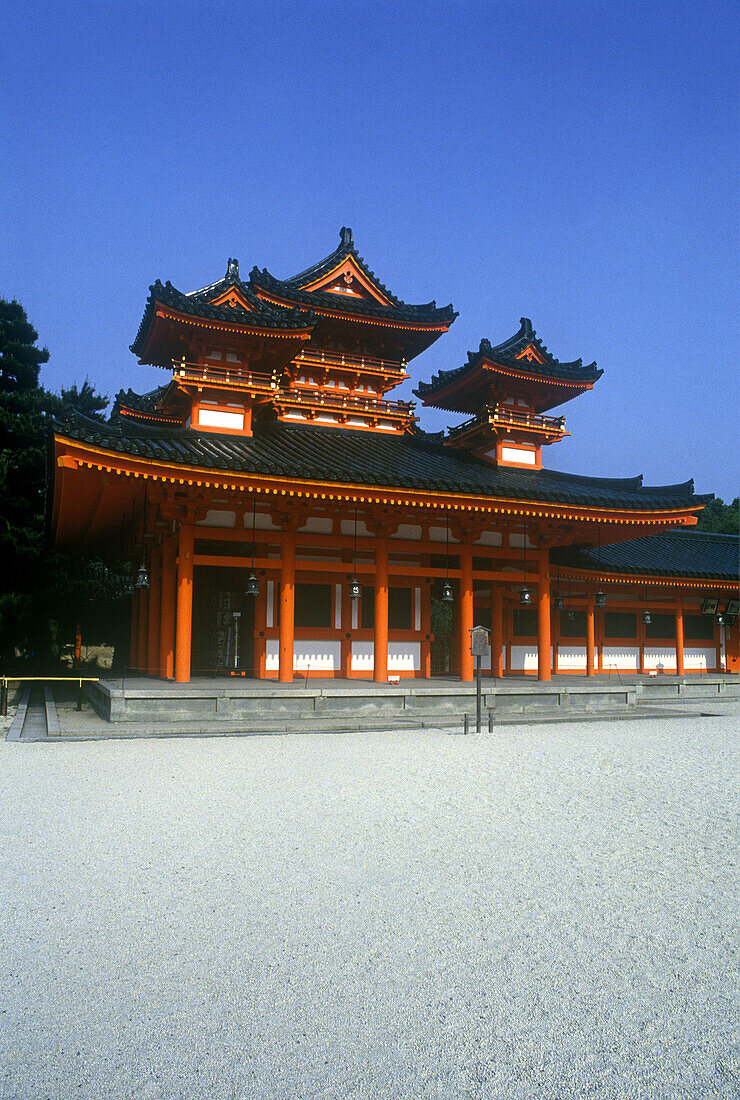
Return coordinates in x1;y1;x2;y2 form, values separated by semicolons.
130;274;315;362
111;386;168;420
551;531;739;581
53;411;711;514
415;318;602;399
249;227;457;326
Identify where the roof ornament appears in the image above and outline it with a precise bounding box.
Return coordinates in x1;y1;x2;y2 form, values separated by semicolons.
339;227;354;249
226;257;239;279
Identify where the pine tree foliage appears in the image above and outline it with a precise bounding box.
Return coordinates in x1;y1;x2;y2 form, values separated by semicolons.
0;298;110;663
696;497;739;536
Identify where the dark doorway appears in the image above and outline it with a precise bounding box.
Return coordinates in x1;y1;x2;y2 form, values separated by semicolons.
430;581;455;676
192;566;256;676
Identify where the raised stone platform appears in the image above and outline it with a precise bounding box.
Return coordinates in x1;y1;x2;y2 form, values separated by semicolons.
83;673;739;734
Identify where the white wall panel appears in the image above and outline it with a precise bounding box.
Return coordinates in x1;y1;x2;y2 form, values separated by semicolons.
266;581;274;628
601;646;639;670
557;646;587;670
684;647;717;671
387;643;420;671
265;639;341;672
644;647;677;672
509;645;539;671
197;510;236;528
351;641;374;670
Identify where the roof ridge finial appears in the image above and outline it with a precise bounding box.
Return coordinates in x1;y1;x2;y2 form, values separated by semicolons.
520;317;533;334
226;257;239;279
340;226;354;249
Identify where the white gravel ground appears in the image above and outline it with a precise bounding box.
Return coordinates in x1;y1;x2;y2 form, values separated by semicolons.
1;711;738;1100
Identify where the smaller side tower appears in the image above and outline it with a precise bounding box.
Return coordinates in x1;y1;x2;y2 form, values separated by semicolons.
414;318;602;469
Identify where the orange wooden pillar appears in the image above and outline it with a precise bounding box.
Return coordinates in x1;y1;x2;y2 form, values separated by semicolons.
491;584;503;677
373;536;389;682
159;536;176;678
137;587;149;675
174;525;194;683
129;591;139;671
537;548;551;681
675;595;685;676
146;546;162;676
459;542;474;682
586;587;596;677
279;531;295;683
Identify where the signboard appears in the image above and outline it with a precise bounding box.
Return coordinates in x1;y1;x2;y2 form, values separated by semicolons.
470;625;490;657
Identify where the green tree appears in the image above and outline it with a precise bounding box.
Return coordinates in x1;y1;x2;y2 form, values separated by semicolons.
0;299;49;393
0;298;110;665
60;378;108;421
696;497;739;535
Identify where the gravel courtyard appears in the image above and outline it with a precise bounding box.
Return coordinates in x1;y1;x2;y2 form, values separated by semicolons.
1;712;737;1100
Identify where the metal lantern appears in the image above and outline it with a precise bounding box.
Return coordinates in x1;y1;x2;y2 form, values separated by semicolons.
595;589;606;608
519;586;533;607
134;563;150;590
716;612;725;626
349;577;362;601
567;607;576;623
555;595;565;611
642;609;651;625
245;572;260;597
441;580;454;603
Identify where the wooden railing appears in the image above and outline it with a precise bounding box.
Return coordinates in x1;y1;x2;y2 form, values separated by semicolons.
448;404;566;438
293;348;407;378
172;360;278;391
276;389;416;421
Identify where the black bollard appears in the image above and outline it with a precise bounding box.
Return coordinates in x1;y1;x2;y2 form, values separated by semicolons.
463;713;469;736
76;680;83;712
488;709;494;734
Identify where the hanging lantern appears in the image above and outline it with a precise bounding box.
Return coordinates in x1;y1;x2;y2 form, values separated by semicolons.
134;563;149;590
555;595;565;611
716;612;725;626
245;572;259;597
642;609;651;625
567;606;576;622
349;577;362;601
595;589;606;608
441;580;454;603
519;586;532;607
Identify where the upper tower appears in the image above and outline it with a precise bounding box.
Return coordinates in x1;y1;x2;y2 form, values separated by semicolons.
414;318;602;469
123;230;457;437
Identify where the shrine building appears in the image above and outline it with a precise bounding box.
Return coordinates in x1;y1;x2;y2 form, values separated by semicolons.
49;229;739;682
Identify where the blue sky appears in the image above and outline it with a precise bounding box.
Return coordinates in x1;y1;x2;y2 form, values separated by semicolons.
3;0;738;500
